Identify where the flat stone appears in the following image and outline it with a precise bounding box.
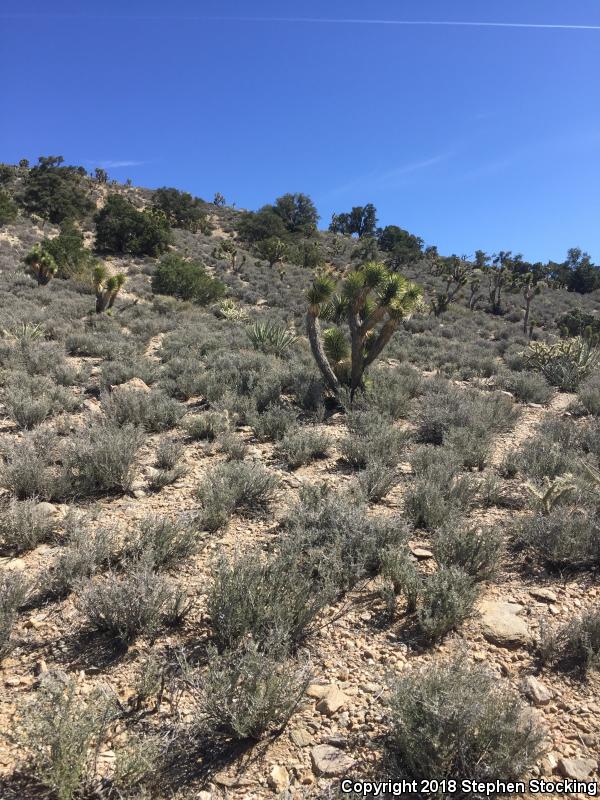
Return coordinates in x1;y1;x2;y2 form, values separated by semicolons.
479;600;531;647
311;745;355;777
268;765;289;792
290;728;312;747
411;546;434;559
557;757;597;781
34;502;59;519
523;676;554;706
529;588;557;603
306;683;331;699
316;686;349;716
112;377;150;393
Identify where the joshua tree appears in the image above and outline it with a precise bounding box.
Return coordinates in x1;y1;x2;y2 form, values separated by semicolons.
213;239;243;272
306;262;422;400
430;254;469;317
213;192;226;207
23;244;57;285
93;264;126;313
255;236;288;277
510;262;548;336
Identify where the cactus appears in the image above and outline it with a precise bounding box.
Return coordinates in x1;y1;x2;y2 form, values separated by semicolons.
93;264;126;313
525;337;599;391
23;244;57;285
306;262;423;400
525;474;577;515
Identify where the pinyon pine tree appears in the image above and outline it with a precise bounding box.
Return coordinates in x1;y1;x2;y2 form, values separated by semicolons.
306;262;422;400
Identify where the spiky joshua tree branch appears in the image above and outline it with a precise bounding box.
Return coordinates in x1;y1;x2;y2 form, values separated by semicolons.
306;262;423;401
93;264;126;313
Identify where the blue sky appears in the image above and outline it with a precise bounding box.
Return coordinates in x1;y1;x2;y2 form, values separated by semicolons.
1;0;600;262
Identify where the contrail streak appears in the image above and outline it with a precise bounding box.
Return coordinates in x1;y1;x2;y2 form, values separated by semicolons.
1;14;600;30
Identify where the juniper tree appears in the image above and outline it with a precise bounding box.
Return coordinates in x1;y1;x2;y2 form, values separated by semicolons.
306;262;422;400
23;244;58;285
93;264;126;313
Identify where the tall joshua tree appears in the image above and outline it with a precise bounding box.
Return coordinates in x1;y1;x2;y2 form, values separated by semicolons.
93;264;126;313
23;244;57;285
306;262;422;400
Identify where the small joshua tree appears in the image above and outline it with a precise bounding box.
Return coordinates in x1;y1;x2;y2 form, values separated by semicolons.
255;236;288;276
430;254;469;317
24;244;58;286
213;191;226;206
306;262;422;400
511;262;549;336
213;239;243;272
93;264;126;313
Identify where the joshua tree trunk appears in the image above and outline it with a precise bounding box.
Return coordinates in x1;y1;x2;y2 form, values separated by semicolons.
306;309;340;393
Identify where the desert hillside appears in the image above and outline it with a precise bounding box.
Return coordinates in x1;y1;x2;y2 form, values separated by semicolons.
0;159;599;799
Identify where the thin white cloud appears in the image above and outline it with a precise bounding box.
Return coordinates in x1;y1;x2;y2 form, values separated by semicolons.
98;159;146;169
3;15;600;31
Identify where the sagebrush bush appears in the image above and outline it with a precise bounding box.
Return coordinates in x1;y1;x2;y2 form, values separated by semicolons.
0;427;59;499
61;421;143;497
0;572;27;658
539;606;600;675
3;373;80;428
154;437;184;470
184;411;228;441
102;388;184;432
281;484;406;592
341;412;410;468
127;516;201;570
497;369;553;404
0;498;58;555
252;403;297;442
416;567;478;641
381;548;421;612
386;658;543;793
514;506;600;570
208;551;330;653
77;566;188;643
196;461;278;531
217;430;248;461
578;372;600;416
17;671;117;800
190;640;310;740
275;427;331;468
41;522;117;599
433;522;503;581
355;460;398;502
405;461;477;530
364;365;422;420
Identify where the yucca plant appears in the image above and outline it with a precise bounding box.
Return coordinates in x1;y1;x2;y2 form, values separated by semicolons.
93;264;126;313
246;320;297;357
306;263;423;399
23;244;57;285
525;337;599;391
4;322;47;345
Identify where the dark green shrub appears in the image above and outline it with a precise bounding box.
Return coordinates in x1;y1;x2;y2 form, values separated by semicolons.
196;461;278;531
20;155;94;223
386;658;543;793
0;188;18;225
39;219;94;279
95;194;171;256
152;186;212;233
152;253;225;304
433;522;503;581
190;640;310;740
77;566;188;643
